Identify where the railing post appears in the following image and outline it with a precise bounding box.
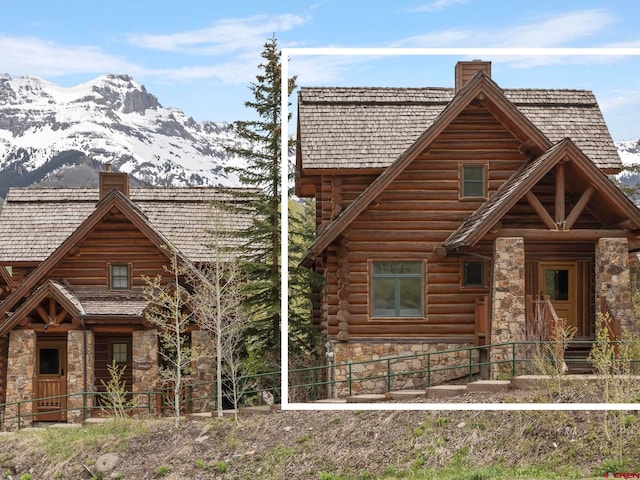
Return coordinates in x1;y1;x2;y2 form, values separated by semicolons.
348;362;352;397
427;353;431;387
386;358;391;392
17;401;21;430
312;369;317;401
512;342;516;377
468;348;473;380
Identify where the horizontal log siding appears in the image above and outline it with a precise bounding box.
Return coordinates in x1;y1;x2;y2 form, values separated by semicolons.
0;335;7;404
94;333;133;395
47;211;169;288
324;106;529;339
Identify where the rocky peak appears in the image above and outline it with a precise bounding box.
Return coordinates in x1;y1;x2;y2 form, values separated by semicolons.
89;74;160;114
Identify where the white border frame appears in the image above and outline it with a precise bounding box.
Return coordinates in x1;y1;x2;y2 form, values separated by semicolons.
281;47;640;411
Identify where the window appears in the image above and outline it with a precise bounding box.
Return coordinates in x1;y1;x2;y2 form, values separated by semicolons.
371;261;423;317
110;264;130;290
631;264;640;292
463;260;485;287
112;343;128;363
461;165;486;198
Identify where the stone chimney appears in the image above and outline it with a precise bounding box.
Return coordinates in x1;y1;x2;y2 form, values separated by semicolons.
99;163;130;199
455;60;491;92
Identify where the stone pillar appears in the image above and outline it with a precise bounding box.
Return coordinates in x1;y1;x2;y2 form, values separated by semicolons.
489;237;526;379
190;330;214;412
66;329;95;423
4;329;36;429
132;330;158;413
596;238;635;334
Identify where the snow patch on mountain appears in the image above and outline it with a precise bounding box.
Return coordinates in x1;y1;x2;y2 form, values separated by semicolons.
0;73;252;195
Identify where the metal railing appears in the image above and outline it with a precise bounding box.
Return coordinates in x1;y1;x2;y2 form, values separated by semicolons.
288;339;639;401
0;370;282;431
2;339;638;429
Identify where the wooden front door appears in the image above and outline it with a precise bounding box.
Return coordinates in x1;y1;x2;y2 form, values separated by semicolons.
34;340;67;421
538;262;578;332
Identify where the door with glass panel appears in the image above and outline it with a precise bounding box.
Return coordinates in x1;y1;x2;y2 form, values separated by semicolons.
538;262;578;332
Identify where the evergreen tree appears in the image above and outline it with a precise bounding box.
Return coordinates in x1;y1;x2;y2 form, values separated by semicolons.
288;198;323;361
226;36;296;364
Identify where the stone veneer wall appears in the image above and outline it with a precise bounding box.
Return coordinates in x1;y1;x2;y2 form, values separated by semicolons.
4;329;36;429
132;330;158;413
66;330;95;422
190;330;215;412
596;238;636;334
331;340;476;397
489;237;526;379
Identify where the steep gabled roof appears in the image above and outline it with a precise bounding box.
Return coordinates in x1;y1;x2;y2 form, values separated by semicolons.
0;187;253;263
298;84;620;172
441;138;640;252
7;280;85;329
301;72;556;266
442;138;640;251
0;189;202;335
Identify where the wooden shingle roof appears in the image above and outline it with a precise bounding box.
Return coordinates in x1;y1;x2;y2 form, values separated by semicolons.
0;187;253;263
298;86;620;172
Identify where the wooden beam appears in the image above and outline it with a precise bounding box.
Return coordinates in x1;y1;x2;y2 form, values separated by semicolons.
49;297;56;321
525;191;557;230
55;308;69;325
36;305;50;324
564;184;596;230
555;162;565;226
491;228;630;242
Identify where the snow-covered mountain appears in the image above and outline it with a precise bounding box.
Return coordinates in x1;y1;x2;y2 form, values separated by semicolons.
0;73;252;197
617;139;640;168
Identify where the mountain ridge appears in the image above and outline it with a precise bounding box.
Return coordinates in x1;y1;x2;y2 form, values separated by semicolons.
0;73;252;198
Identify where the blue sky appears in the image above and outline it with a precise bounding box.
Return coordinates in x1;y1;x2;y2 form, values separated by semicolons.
1;1;640;140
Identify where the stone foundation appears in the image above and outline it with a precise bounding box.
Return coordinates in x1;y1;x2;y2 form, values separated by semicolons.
331;340;476;397
3;330;36;429
132;330;158;413
489;237;526;379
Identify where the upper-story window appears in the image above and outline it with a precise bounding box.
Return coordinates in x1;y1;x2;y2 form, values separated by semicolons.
371;261;423;317
461;165;486;198
110;264;130;290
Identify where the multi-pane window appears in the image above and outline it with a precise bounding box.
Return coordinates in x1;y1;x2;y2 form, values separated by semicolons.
371;261;423;317
112;343;128;363
463;260;484;287
461;165;486;198
110;264;129;290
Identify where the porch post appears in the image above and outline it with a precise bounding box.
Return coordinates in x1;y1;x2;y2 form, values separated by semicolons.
132;329;158;414
4;329;36;429
489;237;526;379
67;329;94;422
596;238;635;335
190;330;214;412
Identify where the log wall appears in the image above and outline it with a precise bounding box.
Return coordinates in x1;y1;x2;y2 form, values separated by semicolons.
315;105;597;340
0;335;7;404
47;210;171;289
94;333;133;396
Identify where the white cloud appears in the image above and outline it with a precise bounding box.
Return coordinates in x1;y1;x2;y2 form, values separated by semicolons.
0;36;145;77
407;0;469;13
125;14;308;56
392;9;617;48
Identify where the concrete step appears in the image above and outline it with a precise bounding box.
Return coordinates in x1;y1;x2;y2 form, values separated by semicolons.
424;385;467;398
385;389;426;400
466;380;511;393
346;394;387;403
313;398;348;404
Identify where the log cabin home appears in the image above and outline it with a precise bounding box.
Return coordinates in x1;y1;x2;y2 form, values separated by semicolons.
296;60;640;394
0;169;251;426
